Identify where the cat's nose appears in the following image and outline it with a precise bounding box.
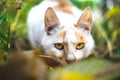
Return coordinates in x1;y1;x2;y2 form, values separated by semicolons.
65;54;76;63
65;59;75;63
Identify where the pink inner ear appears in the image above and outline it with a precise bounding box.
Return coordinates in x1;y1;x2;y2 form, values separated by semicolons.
76;7;92;31
82;23;91;31
78;20;92;31
44;7;60;35
45;21;59;31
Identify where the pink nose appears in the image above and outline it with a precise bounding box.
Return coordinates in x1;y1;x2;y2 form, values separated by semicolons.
65;58;75;63
65;53;76;63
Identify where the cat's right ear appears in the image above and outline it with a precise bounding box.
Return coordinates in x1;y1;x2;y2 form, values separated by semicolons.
44;7;60;35
76;7;93;32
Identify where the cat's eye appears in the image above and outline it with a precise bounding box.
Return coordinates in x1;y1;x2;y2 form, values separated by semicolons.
76;43;85;50
54;43;64;50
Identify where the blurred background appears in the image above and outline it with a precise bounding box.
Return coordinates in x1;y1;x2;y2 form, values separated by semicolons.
0;0;120;59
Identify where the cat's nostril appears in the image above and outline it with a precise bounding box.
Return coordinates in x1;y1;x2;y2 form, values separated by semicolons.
65;59;75;63
65;54;76;63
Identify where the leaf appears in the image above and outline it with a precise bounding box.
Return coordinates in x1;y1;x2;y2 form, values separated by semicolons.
70;0;99;10
60;71;94;80
104;7;120;19
0;50;9;64
111;29;120;44
0;11;7;24
0;7;10;51
24;48;67;68
33;47;43;55
38;55;63;67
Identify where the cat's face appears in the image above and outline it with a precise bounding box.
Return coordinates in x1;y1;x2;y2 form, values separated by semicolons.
42;7;94;62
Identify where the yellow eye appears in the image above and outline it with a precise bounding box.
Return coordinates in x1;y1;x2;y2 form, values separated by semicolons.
76;43;85;50
54;43;64;50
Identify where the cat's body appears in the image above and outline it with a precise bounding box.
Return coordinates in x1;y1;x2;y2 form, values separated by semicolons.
27;0;94;62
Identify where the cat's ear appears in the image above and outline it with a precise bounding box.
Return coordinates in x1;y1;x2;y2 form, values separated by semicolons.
44;7;60;35
76;7;92;31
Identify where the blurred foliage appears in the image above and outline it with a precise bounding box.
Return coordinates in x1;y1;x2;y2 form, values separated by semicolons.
49;58;120;80
0;0;42;50
0;2;10;51
70;0;100;10
0;50;8;64
59;71;94;80
93;7;120;58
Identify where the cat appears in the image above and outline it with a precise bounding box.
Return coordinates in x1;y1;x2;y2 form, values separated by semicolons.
27;0;94;63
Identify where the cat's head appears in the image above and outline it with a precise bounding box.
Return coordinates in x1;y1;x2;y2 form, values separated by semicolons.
42;7;94;63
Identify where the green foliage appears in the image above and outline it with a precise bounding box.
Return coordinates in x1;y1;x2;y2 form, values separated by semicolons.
0;0;42;50
70;0;100;10
0;9;10;51
93;6;120;57
0;50;8;64
104;7;120;56
49;58;120;80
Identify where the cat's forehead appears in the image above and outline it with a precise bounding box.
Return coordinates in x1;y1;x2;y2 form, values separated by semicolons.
56;27;86;43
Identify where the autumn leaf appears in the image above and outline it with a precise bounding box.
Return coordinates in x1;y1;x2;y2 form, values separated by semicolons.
60;71;94;80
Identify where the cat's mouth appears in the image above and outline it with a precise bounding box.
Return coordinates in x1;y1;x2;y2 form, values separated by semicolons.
65;59;75;64
59;56;75;64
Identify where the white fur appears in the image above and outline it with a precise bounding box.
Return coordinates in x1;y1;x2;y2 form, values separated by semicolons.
27;0;94;61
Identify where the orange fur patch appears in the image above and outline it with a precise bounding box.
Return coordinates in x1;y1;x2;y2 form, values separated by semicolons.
57;31;66;39
60;26;65;30
74;24;78;27
53;0;73;14
75;32;86;43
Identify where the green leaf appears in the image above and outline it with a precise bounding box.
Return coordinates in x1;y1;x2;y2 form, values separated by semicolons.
0;11;7;24
105;7;120;19
70;0;100;10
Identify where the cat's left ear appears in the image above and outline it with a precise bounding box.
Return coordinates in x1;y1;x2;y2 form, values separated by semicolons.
44;7;60;35
76;7;93;31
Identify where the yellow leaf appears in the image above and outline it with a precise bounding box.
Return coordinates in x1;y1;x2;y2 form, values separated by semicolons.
60;71;94;80
33;47;43;55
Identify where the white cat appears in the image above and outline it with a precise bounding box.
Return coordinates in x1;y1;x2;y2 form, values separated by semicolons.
27;0;94;62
